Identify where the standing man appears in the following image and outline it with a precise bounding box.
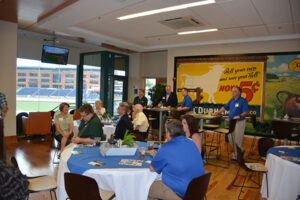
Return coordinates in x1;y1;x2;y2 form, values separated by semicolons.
0;92;8;118
212;86;249;161
152;85;178;108
133;89;148;108
177;88;193;113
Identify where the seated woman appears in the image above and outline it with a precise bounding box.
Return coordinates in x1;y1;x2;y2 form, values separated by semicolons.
54;102;74;156
72;104;104;144
94;100;106;116
181;115;202;154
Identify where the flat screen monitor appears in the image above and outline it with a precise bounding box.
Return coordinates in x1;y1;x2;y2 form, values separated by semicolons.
41;45;69;65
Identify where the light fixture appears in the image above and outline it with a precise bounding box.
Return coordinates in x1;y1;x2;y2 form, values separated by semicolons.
178;28;218;35
117;0;215;20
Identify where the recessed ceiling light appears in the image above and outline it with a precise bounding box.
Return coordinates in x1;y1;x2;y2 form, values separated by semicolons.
178;28;218;35
117;0;216;20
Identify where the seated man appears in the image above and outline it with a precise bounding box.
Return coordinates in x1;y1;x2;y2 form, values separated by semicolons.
149;119;205;199
114;102;133;139
132;104;149;140
72;104;104;143
177;88;193;113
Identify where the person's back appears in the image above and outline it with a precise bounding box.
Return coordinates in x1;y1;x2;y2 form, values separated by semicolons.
153;136;204;197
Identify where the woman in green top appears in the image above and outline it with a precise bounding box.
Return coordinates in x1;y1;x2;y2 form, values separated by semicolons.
72;104;104;144
54;102;74;156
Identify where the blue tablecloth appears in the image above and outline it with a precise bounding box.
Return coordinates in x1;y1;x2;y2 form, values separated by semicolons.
267;146;300;165
67;142;153;174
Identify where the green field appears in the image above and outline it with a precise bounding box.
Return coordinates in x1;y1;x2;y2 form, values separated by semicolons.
17;101;60;112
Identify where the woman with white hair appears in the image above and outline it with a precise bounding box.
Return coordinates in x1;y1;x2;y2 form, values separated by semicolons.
94;100;106;116
132;104;149;140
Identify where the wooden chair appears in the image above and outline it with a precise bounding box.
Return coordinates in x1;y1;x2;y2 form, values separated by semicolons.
64;172;115;200
10;156;57;200
73;110;82;120
182;173;212;200
232;145;268;200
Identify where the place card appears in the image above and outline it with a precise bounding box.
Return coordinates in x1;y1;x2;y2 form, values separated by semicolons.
71;150;82;155
119;159;143;166
88;161;105;166
280;156;300;162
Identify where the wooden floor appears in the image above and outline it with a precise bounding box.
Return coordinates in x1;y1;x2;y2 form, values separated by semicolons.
4;133;272;200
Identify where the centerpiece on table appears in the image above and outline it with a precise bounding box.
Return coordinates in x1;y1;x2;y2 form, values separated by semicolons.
100;130;138;156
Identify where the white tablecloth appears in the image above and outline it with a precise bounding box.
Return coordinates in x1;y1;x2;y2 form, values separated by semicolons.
56;144;159;200
261;147;300;200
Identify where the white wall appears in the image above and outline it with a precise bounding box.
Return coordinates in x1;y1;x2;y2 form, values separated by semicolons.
141;51;167;78
0;20;18;136
167;39;300;86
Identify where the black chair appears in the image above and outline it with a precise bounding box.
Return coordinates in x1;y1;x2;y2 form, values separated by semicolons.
10;156;57;200
16;112;29;137
257;137;274;161
272;120;294;145
183;173;212;200
64;172;115;200
232;145;268;200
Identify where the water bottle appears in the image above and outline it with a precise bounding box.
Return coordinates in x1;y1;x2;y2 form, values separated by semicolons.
273;109;277;118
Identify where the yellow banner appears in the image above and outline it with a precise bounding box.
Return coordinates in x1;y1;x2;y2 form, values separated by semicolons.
177;62;264;105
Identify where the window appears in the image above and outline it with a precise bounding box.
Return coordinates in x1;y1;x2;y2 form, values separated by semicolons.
65;80;74;84
65;74;74;78
89;80;98;84
18;78;26;82
53;74;61;83
65;85;74;89
145;78;156;104
18;73;26;76
16;58;77;114
41;79;49;83
30;73;38;77
41;73;50;77
90;74;99;79
83;75;86;78
53;85;62;89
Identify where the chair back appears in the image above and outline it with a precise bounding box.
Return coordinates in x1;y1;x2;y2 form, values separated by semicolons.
10;156;20;170
250;114;257;129
183;173;212;200
236;145;251;171
16;112;28;136
73;110;82;121
258;137;274;157
206;116;222;125
22;112;52;135
64;172;102;200
271;120;293;139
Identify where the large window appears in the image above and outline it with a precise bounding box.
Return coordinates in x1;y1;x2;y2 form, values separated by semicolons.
145;78;156;104
16;58;77;114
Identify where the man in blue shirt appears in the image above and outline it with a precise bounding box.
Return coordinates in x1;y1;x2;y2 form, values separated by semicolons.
148;120;205;199
177;88;193;113
213;86;249;160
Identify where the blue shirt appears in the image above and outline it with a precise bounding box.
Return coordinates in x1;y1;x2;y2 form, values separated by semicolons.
181;95;193;112
151;136;205;197
224;96;249;120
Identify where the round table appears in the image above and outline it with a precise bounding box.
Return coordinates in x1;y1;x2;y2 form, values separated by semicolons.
261;146;300;200
56;142;159;200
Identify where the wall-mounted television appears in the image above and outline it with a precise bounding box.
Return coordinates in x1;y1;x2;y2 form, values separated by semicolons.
41;45;69;65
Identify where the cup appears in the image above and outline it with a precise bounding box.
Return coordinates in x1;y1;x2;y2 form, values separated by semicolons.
139;147;146;159
147;141;154;150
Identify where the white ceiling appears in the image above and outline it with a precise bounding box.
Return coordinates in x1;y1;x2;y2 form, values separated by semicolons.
26;0;300;51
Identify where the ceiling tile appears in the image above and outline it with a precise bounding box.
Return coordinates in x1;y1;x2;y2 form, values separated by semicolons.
242;25;269;37
266;23;294;35
290;0;300;22
251;0;293;24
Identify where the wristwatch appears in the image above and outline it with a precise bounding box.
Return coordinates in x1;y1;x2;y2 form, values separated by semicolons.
239;114;242;118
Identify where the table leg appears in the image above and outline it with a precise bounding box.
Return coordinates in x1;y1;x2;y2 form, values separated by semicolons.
159;111;162;142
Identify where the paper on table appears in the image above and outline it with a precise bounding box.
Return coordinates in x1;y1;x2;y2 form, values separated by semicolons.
119;159;143;166
88;161;105;166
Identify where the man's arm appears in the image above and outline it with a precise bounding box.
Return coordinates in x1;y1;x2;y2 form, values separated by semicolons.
212;107;225;116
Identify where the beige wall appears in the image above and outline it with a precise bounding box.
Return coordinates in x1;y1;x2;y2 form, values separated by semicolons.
167;39;300;86
0;20;18;136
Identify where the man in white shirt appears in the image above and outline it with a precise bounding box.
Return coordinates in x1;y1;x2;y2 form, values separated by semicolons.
132;104;149;140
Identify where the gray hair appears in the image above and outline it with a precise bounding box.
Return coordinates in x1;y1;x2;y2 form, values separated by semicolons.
165;119;185;139
119;102;129;113
134;104;143;112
